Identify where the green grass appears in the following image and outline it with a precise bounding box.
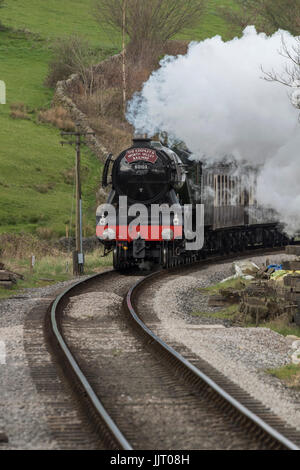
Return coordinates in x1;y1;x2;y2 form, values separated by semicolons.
0;108;102;236
0;29;52;108
1;0;118;47
179;0;242;42
0;28;103;237
0;249;113;299
199;277;251;295
1;0;241;46
192;277;250;321
192;303;240;320
267;364;300;390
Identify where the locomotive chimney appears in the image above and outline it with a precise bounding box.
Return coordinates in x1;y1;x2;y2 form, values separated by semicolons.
132;134;151;146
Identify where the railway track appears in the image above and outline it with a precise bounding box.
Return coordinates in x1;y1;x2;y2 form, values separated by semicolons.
42;249;300;450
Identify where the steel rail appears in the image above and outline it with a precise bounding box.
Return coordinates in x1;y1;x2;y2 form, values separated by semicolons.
125;271;300;451
49;272;133;450
48;245;300;450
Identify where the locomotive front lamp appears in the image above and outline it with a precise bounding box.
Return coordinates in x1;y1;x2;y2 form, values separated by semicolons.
162;228;174;241
101;228;116;240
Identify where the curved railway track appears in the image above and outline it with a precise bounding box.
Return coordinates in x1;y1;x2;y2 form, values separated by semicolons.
43;249;300;450
46;271;134;450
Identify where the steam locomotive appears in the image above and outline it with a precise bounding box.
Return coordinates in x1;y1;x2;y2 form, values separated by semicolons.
97;137;287;270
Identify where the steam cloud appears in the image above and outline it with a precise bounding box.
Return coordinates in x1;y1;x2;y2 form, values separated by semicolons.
127;26;300;234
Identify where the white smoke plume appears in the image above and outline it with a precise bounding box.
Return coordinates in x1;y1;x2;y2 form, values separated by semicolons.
127;26;300;234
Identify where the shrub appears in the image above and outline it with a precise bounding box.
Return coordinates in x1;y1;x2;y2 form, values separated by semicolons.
61;168;75;185
38;106;75;131
33;182;56;194
45;34;97;89
0;233;56;259
35;227;56;240
94;0;206;65
10;103;31;120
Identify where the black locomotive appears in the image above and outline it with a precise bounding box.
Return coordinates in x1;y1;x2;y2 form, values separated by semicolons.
97;137;287;270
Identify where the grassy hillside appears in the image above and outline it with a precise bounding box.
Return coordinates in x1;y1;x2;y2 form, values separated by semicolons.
0;10;107;237
1;0;113;46
0;0;240;238
1;0;240;44
181;0;242;41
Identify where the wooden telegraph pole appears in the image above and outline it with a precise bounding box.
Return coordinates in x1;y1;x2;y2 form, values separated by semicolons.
61;131;95;275
122;0;127;115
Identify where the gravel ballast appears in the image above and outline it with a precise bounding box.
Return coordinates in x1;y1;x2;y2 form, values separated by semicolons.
151;253;300;432
0;278;91;449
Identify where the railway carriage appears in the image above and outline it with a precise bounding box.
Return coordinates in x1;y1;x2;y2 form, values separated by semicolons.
97;137;287;270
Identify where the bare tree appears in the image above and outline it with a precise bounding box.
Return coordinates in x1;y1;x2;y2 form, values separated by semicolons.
259;0;300;35
262;36;300;87
261;36;300;112
45;35;98;93
218;0;300;36
218;0;263;31
94;0;206;64
122;0;127;114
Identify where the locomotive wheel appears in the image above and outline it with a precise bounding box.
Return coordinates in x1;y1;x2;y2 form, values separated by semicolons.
222;236;230;255
162;247;168;269
237;233;244;252
113;247;118;270
170;249;175;268
113;246;121;270
244;233;249;250
234;233;241;252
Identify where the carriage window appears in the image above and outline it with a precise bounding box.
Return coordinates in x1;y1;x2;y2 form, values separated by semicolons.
232;177;236;204
214;175;219;206
239;178;244;205
221;175;224;206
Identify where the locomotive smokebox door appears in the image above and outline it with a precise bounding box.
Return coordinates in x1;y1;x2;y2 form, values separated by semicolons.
133;239;146;259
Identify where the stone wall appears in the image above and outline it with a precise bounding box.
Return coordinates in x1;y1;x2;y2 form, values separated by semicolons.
55;236;101;253
53;53;122;163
